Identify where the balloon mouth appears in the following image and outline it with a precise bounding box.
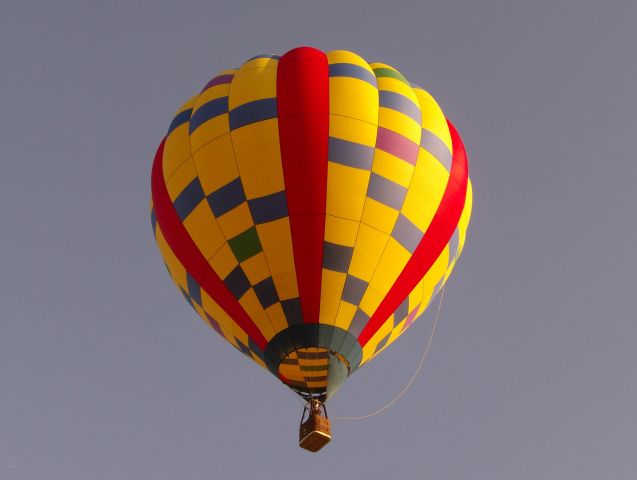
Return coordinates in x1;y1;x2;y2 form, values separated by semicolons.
278;348;350;402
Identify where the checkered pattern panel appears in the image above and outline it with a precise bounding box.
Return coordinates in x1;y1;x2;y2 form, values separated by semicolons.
355;84;476;363
321;60;428;359
151;202;269;367
316;58;470;366
151;48;472;396
161;57;304;346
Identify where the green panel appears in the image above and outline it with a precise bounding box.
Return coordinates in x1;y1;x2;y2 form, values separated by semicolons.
372;67;409;85
228;226;262;262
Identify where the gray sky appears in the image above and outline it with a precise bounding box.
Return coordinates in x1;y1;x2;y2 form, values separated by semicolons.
2;0;636;478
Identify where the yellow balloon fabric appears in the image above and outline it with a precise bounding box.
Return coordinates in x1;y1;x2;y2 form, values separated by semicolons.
150;47;472;401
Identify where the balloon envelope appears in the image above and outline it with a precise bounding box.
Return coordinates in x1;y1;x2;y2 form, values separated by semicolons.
150;47;472;401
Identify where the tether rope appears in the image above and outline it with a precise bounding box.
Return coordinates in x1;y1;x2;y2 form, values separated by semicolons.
332;285;446;421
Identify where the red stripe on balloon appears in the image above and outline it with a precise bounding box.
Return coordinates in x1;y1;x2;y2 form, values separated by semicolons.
277;47;329;324
358;120;469;346
151;139;268;350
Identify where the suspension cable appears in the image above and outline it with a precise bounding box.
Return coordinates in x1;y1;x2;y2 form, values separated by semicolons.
333;285;445;421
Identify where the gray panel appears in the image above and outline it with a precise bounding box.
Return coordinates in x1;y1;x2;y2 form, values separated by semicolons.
207;177;246;217
150;208;157;236
328;136;374;170
421;128;452;171
173;178;205;221
328;63;377;87
228;97;277;130
348;309;370;337
392;213;424;253
373;333;391;355
188;97;228;133
342;275;367;305
167;108;192;135
379;90;421;124
281;298;303;325
248;337;265;361
247;54;281;61
235;338;251;358
322;242;353;272
180;287;195;310
223;266;251;299
394;296;409;324
247;191;288;224
186;272;202;306
367;173;407;210
447;228;460;265
253;277;279;309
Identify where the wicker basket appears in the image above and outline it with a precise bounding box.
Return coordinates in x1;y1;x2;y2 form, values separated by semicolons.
299;404;331;452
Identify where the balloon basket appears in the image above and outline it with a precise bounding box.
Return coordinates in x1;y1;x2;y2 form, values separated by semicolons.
299;400;331;452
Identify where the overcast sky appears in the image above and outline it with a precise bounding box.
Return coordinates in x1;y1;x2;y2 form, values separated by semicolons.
2;1;636;478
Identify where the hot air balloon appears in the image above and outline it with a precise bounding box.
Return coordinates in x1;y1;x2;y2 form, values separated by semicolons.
150;46;472;451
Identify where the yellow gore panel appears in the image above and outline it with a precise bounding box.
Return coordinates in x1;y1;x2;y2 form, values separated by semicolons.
189;71;235;153
193;134;238;195
163;97;197;179
151;48;473;393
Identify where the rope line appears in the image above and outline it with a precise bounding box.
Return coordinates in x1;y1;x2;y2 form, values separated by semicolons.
333;285;446;421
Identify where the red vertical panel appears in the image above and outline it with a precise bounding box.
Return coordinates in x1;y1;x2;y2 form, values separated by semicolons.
358;120;469;346
277;47;329;324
